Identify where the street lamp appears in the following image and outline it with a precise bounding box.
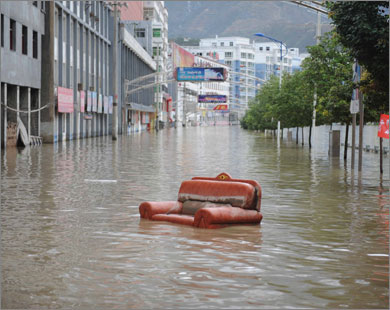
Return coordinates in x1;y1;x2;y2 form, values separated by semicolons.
254;33;287;140
254;33;287;88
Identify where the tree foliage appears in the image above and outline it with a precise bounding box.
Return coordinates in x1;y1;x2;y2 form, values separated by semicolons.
327;1;389;105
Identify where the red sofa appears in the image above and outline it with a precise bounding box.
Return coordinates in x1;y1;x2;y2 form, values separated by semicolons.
139;172;263;229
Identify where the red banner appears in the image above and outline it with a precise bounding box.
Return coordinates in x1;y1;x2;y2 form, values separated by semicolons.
378;114;389;139
213;104;228;111
57;87;74;113
80;90;85;113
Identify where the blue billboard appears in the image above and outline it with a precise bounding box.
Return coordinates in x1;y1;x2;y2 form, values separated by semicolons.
176;67;227;82
198;95;227;103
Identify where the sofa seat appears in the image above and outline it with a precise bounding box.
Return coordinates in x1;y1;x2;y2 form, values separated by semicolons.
138;173;263;229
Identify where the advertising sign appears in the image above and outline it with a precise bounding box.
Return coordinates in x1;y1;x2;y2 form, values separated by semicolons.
80;90;85;113
198;95;227;103
108;96;113;114
57;87;74;113
213;104;229;111
104;96;109;114
378;114;389;139
172;42;194;68
98;94;103;113
176;67;226;82
92;92;97;112
86;91;92;112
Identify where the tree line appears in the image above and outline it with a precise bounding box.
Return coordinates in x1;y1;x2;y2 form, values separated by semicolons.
241;1;389;159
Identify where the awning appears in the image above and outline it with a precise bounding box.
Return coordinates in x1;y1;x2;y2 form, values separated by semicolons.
126;102;155;113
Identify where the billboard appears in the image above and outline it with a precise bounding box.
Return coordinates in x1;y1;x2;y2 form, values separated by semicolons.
92;92;97;112
57;87;74;113
104;96;109;114
172;42;194;68
108;96;113;114
198;95;227;103
213;104;229;111
176;67;227;82
98;94;103;113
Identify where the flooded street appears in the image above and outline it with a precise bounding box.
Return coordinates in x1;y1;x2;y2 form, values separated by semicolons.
1;126;389;309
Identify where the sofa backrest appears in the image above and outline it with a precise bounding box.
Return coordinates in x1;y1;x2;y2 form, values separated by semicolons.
192;173;262;211
178;180;256;209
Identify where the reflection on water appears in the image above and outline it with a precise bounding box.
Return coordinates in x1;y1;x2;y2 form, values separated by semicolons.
1;126;389;309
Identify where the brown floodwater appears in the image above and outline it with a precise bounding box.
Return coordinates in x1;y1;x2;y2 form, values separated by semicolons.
1;126;389;309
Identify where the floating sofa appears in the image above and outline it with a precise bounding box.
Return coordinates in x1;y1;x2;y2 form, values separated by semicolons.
139;172;263;229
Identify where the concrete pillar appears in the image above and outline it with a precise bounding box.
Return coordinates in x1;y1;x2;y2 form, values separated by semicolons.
3;84;7;147
28;87;31;140
38;90;41;136
287;131;292;141
16;86;20;122
329;130;340;157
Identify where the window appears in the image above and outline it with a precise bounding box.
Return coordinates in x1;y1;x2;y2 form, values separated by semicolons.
266;46;270;51
241;52;246;58
225;51;232;58
259;47;263;51
152;28;161;38
33;31;38;58
226;60;232;66
22;25;28;55
220;42;224;46
229;42;233;46
135;28;145;38
212;42;217;47
32;1;38;7
1;14;4;47
10;19;16;51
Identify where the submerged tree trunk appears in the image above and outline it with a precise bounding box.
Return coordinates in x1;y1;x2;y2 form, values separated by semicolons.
309;125;312;149
301;127;304;146
296;127;299;144
344;123;349;161
380;137;383;175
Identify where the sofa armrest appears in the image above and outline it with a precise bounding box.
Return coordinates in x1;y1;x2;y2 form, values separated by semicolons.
139;201;182;219
193;206;262;228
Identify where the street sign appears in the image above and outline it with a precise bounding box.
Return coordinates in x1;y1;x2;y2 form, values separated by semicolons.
350;100;359;114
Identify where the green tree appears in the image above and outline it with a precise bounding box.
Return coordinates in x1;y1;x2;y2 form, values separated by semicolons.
327;1;389;95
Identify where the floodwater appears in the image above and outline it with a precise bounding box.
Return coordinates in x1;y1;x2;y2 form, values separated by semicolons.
1;126;389;309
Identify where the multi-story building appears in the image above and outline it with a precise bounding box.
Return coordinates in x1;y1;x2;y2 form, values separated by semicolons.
40;0;114;143
184;36;257;119
1;1;45;147
193;55;230;125
254;42;308;87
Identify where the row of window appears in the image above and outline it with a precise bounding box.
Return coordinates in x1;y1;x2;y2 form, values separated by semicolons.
212;41;234;47
1;14;38;59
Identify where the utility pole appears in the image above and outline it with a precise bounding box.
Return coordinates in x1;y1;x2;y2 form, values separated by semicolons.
312;8;321;145
183;82;186;127
112;0;118;140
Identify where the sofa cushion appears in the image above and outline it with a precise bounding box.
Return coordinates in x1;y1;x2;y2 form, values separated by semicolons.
178;180;256;209
181;200;231;216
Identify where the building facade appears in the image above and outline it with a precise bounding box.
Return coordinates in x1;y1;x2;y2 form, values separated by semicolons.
184;36;257;119
1;1;45;147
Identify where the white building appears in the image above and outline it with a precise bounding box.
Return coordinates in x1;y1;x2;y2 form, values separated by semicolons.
184;36;257;119
254;42;308;87
143;1;169;125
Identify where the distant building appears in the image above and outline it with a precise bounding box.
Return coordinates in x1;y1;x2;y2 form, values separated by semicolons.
254;42;307;87
1;1;45;147
184;36;257;119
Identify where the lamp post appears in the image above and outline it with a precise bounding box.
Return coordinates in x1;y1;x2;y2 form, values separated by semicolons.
254;33;287;139
254;33;287;88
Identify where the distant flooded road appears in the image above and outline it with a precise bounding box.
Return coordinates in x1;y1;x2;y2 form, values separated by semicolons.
1;126;389;309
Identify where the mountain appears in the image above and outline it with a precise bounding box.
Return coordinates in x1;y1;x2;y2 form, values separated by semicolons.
165;1;332;52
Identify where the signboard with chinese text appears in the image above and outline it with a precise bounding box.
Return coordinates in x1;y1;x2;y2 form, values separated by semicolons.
86;91;92;112
176;67;227;82
80;90;85;113
92;92;97;112
57;87;74;113
198;95;227;103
